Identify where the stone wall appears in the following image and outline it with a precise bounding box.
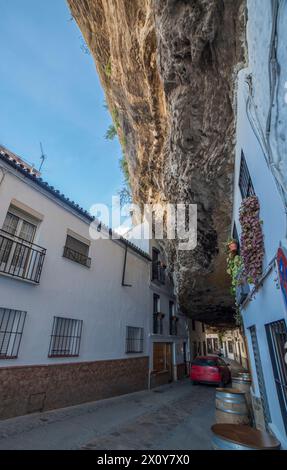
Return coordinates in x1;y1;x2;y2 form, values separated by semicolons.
67;0;247;326
0;357;149;420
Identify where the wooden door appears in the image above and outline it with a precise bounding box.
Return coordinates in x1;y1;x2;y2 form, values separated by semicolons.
166;343;173;382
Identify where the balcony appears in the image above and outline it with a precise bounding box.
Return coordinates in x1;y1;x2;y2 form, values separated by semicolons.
152;261;166;284
0;229;46;284
153;312;164;335
63;246;91;268
169;317;178;336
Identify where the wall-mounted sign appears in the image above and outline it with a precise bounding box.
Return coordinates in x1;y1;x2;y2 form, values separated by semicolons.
277;247;287;309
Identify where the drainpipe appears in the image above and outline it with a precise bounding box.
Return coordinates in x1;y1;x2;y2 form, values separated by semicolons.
0;167;6;187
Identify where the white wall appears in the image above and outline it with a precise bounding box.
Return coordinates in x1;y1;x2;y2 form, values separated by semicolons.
232;0;287;448
0;166;151;366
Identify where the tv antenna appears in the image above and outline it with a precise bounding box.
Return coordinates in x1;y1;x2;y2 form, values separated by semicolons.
39;142;47;172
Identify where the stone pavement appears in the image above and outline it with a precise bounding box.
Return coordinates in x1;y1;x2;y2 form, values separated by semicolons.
0;379;215;450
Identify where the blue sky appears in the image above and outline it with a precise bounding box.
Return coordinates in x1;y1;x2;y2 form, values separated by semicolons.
0;0;122;211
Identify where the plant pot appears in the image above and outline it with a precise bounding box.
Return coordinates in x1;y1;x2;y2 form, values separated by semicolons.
228;242;238;252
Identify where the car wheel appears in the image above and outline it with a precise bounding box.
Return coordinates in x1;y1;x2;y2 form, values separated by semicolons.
191;380;198;385
219;380;225;388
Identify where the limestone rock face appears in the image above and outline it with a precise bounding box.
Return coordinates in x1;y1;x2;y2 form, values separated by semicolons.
68;0;246;325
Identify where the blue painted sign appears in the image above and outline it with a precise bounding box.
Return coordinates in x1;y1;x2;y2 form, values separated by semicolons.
277;247;287;309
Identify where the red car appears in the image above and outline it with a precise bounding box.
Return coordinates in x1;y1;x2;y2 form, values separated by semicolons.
190;356;231;386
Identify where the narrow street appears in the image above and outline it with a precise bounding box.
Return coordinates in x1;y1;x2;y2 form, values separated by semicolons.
0;379;215;450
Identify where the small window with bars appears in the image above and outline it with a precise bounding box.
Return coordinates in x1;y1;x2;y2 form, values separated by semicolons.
0;307;26;359
126;326;144;353
249;325;271;425
63;235;91;268
266;319;287;433
239;151;255;199
48;316;83;357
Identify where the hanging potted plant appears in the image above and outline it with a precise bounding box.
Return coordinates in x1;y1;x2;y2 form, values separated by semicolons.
239;195;264;284
226;237;238;253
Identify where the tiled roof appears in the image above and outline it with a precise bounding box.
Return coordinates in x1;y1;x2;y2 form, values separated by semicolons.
0;149;151;261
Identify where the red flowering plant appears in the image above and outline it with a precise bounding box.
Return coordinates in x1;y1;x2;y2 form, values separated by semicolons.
239;196;264;284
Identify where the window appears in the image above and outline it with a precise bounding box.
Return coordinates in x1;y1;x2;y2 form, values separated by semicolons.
202;323;205;333
3;211;37;242
266;320;287;433
63;235;91;268
207;338;213;354
151;248;165;284
192;320;196;331
249;325;271;425
239;151;255;199
203;341;207;356
228;341;233;354
0;208;45;283
153;294;163;334
126;326;144;353
48;316;83;357
192;358;218;367
169;301;177;335
0;307;26;358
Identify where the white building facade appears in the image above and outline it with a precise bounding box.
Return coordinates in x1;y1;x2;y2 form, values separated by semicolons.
0;147;187;420
231;0;287;448
148;240;189;387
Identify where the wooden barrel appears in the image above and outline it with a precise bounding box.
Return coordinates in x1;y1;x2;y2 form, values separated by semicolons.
215;388;250;425
232;375;252;408
211;424;281;450
238;372;251;381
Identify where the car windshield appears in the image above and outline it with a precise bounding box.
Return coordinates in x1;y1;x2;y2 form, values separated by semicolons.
192;358;218;367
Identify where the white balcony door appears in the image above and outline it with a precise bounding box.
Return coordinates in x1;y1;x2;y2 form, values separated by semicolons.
1;211;36;276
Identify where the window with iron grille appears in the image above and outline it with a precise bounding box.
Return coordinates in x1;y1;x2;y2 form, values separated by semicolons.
266;320;287;433
48;316;83;357
63;235;91;268
239;151;255;199
0;307;26;359
126;326;144;353
249;325;271;425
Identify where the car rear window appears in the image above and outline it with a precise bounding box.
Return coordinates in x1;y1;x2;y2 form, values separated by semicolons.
192;358;218;367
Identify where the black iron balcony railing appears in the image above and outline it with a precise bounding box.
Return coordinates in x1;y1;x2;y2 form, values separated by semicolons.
152;261;166;284
153;312;164;335
63;246;91;268
169;318;178;336
0;229;46;284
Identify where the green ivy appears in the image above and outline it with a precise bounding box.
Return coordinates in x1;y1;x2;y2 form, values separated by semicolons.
105;125;117;140
226;253;244;295
105;59;112;78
